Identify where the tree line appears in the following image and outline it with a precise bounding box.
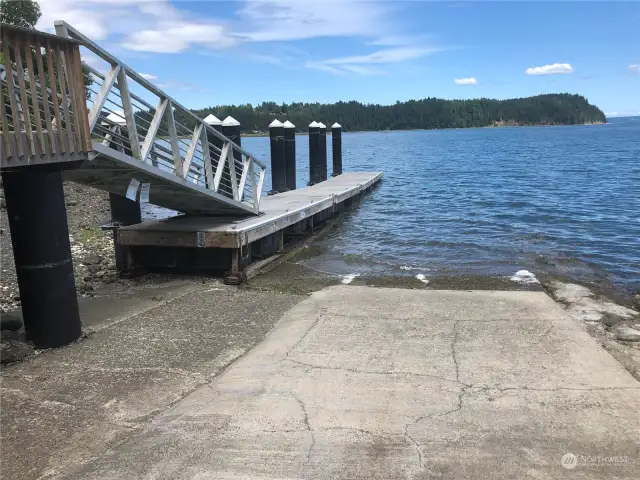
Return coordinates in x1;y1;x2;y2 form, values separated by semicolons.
190;94;606;133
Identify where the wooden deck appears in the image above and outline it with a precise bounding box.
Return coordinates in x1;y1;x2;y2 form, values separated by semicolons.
118;171;383;249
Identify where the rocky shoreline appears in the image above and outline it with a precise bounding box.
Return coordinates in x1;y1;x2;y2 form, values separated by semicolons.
544;281;640;380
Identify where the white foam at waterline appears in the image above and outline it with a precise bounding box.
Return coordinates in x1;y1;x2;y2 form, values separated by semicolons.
400;265;417;271
415;273;429;284
341;274;360;284
510;270;539;284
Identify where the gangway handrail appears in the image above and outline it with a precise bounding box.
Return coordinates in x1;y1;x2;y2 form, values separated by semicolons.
54;21;265;213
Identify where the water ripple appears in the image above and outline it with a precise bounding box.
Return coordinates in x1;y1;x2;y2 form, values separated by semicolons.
242;118;640;293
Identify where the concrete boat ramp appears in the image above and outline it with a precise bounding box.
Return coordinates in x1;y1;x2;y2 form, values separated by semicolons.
3;285;639;479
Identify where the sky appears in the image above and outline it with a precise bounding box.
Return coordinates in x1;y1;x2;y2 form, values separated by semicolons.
38;0;640;116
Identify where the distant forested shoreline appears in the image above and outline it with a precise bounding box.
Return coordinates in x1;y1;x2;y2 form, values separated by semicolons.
187;94;606;133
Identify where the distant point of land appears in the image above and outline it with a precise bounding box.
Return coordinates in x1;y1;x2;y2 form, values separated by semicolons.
188;93;606;134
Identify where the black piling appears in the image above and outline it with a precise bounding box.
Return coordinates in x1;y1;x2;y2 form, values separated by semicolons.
1;168;81;348
109;193;142;271
222;116;241;149
332;122;343;176
283;120;296;190
204;114;223;189
318;122;328;181
308;121;322;185
204;115;223;150
221;116;242;198
268;120;287;194
103;120;141;271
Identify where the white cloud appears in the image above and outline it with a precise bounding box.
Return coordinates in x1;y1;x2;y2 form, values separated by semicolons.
628;64;640;74
367;35;430;47
305;63;345;75
236;0;393;42
41;0;395;49
122;23;241;53
81;52;107;69
37;0;240;53
306;45;442;75
525;63;574;75
341;65;387;76
37;0;113;40
155;80;208;93
321;46;442;65
245;53;283;65
138;73;157;80
39;0;443;77
454;77;477;85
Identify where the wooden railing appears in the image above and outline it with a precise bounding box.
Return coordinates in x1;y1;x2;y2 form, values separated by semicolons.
0;24;91;167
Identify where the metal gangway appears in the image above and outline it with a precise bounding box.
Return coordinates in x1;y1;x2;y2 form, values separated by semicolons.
1;22;266;215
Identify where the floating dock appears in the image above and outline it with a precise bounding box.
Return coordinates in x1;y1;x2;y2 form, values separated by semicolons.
117;171;383;281
1;20;380;347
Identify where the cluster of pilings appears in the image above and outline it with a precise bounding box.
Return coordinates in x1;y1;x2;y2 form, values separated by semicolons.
268;119;343;193
201;115;344;194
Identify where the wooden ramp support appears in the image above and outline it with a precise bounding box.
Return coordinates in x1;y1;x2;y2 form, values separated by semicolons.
117;172;383;282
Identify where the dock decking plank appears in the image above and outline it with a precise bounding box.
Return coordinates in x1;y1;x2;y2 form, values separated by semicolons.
118;171;382;248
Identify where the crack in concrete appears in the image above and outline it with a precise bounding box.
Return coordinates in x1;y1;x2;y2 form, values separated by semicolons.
474;385;640;393
451;318;461;385
403;316;466;470
292;391;316;478
282;358;460;386
315;311;540;324
283;299;325;363
403;421;424;468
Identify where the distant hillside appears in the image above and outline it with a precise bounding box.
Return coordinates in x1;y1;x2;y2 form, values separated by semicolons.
189;94;606;133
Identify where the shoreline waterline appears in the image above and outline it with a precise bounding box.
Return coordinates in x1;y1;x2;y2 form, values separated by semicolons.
240;120;611;137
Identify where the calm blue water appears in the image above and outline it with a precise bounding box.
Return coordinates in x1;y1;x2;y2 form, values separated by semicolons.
242;118;640;293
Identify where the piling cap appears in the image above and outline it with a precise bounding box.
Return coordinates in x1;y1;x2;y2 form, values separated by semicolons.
104;110;126;126
309;121;319;128
204;114;222;125
317;122;326;129
332;122;342;128
283;120;295;128
269;119;284;128
222;116;240;126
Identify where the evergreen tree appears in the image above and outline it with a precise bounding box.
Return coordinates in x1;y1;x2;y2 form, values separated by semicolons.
0;0;40;28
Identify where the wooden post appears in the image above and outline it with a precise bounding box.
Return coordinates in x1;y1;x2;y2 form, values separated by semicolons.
268;119;287;194
283;120;296;190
